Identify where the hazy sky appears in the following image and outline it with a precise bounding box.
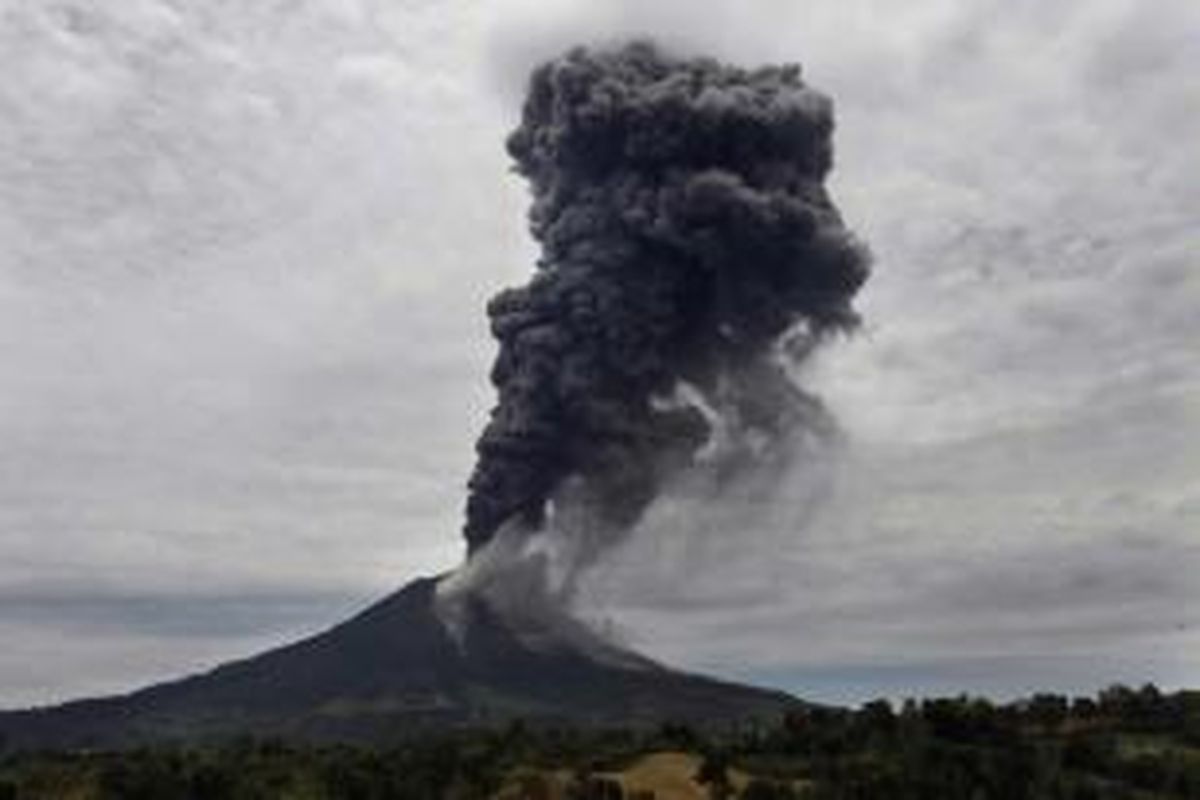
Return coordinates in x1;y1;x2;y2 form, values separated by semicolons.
1;0;1197;708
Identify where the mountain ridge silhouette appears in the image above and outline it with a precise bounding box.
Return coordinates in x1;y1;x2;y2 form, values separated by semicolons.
0;576;799;748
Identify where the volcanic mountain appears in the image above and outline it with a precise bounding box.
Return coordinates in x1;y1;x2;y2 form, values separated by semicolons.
0;41;861;751
0;577;799;749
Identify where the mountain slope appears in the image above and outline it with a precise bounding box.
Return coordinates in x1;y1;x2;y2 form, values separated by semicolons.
0;577;799;749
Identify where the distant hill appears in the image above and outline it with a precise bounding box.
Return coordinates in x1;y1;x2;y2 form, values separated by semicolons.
0;577;798;749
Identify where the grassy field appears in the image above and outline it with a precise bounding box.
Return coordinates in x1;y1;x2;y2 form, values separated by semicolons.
612;752;716;800
495;751;752;800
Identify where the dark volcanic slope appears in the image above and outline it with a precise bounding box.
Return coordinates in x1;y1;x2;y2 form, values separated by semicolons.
0;577;798;749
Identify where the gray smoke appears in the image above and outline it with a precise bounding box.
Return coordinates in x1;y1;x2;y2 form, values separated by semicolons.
462;41;869;584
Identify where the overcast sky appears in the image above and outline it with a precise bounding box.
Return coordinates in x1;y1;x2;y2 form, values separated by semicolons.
0;0;1197;708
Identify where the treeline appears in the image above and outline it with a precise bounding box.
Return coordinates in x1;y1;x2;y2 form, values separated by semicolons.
720;683;1200;799
0;684;1198;799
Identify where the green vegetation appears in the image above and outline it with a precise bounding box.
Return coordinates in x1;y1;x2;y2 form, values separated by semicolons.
1;685;1198;799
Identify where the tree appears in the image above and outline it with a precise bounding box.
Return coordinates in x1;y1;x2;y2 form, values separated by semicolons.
694;750;733;800
741;778;798;800
656;722;701;751
565;775;624;800
860;699;898;744
1028;694;1070;731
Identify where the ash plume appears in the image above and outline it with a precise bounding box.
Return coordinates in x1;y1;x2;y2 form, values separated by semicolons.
462;41;869;578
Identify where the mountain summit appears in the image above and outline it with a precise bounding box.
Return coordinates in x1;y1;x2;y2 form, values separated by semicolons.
0;577;797;749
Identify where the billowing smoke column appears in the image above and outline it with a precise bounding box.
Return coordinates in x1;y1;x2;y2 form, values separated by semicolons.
464;41;869;564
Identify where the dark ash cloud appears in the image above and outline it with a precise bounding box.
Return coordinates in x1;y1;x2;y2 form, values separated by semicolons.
464;42;869;572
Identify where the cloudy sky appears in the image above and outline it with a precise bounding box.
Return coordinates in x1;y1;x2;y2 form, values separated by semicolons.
1;0;1197;708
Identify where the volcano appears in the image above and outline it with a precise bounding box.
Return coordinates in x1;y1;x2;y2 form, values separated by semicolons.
0;577;798;749
0;41;861;751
